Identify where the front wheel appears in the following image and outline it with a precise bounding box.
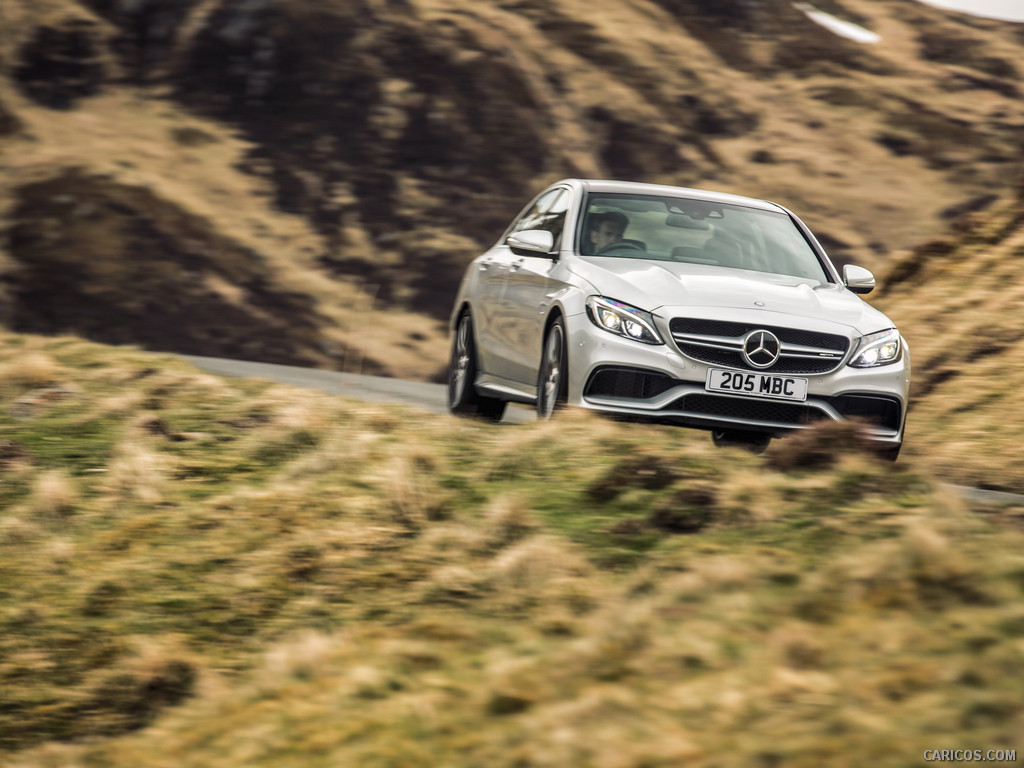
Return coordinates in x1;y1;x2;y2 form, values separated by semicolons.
447;312;507;421
537;318;568;420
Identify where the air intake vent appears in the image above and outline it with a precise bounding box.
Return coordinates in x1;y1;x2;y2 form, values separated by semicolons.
585;367;678;400
678;394;829;425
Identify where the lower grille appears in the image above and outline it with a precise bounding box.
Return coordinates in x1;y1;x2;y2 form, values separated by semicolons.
675;394;828;426
585;367;678;400
831;394;902;432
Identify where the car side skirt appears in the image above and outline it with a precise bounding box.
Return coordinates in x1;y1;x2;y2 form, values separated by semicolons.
475;372;537;405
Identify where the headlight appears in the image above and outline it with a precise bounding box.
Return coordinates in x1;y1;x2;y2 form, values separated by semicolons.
849;328;902;368
586;296;663;345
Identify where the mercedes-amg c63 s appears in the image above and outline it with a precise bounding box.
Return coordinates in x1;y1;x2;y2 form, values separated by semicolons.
447;179;910;458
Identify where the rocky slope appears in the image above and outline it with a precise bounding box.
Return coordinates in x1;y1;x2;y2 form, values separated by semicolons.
0;0;1022;377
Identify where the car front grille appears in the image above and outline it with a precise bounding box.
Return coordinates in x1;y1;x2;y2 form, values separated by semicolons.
669;317;850;374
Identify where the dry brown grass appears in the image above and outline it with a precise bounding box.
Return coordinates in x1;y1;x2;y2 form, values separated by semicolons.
103;438;168;506
0;515;41;545
483;494;539;549
30;469;77;520
0;349;64;392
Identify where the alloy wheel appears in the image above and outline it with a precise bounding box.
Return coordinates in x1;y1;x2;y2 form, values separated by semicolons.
538;321;565;420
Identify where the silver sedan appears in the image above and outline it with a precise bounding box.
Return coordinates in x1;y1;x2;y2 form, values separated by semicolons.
447;179;910;458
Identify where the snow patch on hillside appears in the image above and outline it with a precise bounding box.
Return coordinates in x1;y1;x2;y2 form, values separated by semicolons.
793;3;882;44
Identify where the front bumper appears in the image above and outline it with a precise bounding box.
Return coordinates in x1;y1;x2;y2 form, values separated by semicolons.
566;316;910;446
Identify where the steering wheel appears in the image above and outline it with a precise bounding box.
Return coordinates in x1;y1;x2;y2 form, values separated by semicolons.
599;241;644;254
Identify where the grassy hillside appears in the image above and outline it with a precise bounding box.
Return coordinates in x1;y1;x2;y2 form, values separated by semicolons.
876;185;1024;491
2;330;1023;766
1;0;1023;377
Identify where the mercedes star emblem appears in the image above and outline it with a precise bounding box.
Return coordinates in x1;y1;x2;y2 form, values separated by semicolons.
742;330;781;369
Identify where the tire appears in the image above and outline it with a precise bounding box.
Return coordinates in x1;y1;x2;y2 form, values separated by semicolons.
536;317;568;420
447;311;507;421
711;429;771;454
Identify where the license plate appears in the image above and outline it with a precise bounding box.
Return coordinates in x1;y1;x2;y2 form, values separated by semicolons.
705;369;808;402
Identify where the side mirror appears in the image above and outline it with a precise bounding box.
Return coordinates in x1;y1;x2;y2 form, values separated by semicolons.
844;264;876;295
507;229;555;256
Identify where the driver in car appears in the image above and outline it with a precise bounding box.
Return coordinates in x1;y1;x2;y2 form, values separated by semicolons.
588;211;629;254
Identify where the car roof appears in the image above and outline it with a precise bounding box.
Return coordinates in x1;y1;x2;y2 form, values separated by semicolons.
568;179;786;214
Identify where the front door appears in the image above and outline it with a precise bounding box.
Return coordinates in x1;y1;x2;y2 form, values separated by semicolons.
501;253;556;384
486;187;570;384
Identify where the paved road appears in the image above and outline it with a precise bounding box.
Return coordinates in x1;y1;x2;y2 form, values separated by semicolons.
186;355;1024;507
185;355;538;425
187;355;450;413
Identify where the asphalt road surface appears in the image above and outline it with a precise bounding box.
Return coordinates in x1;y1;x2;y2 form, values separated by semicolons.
186;355;1024;507
185;355;537;425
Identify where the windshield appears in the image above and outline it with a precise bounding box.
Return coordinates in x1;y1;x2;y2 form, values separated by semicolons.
577;193;832;283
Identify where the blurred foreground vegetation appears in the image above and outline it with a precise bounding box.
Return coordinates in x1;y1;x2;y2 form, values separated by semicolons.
1;331;1023;766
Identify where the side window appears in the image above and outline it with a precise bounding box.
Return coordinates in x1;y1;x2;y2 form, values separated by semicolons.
509;189;569;248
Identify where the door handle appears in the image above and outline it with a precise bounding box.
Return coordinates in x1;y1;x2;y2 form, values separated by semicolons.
478;260;492;271
509;259;524;272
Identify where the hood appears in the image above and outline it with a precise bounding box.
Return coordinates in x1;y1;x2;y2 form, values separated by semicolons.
569;257;894;335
